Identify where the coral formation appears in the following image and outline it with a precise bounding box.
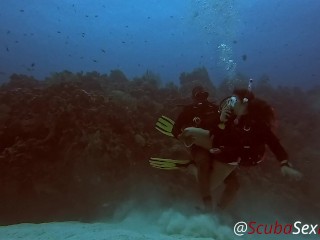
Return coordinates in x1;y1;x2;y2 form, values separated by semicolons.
0;68;319;224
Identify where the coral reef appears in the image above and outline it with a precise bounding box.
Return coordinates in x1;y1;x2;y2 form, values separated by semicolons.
0;68;319;224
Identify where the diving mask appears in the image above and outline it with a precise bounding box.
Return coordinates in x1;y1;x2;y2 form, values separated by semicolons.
227;96;238;108
194;91;209;101
192;86;209;101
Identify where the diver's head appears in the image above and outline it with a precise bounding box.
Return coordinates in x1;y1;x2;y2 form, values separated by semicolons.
192;86;209;102
231;88;255;116
233;88;255;102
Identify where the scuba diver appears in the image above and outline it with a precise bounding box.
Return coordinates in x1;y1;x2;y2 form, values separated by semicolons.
179;87;303;199
171;86;240;211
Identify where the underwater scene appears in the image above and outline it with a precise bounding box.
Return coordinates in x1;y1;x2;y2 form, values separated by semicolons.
0;0;319;239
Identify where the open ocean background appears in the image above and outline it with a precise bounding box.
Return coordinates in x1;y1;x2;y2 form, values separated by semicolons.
0;1;319;239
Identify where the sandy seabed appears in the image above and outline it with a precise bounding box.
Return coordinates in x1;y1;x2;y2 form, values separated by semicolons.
0;208;311;240
0;209;235;240
0;221;219;240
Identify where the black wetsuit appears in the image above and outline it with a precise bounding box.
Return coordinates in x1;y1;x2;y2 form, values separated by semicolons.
210;115;288;166
172;101;219;138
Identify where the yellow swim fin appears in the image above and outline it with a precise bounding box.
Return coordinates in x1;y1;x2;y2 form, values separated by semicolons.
155;115;175;137
149;157;191;170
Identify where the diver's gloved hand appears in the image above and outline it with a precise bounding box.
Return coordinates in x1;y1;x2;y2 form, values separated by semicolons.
281;165;303;181
220;103;232;122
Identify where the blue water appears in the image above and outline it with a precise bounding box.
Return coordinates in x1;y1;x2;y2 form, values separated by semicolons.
1;0;319;87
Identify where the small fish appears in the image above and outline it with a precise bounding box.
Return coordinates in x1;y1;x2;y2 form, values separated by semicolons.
6;47;9;52
101;49;106;53
93;59;97;62
31;63;35;67
242;54;247;61
20;9;24;12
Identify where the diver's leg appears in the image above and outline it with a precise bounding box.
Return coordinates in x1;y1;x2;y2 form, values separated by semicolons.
218;171;240;209
192;147;212;211
209;161;236;193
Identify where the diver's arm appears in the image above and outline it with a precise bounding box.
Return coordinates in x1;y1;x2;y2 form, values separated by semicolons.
264;125;288;162
264;127;302;180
